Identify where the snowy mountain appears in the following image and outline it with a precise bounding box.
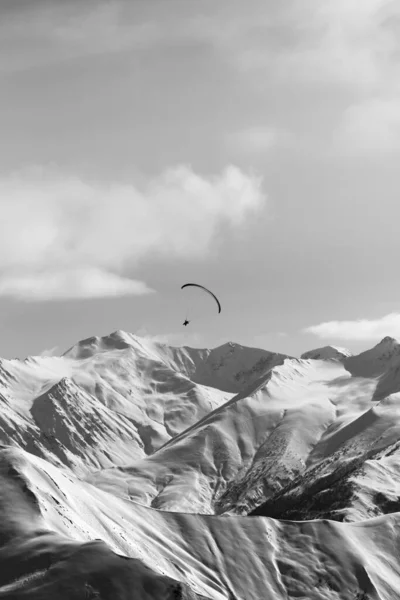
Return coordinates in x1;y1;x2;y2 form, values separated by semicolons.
344;336;400;377
3;331;400;598
63;330;289;394
301;345;353;361
0;332;241;474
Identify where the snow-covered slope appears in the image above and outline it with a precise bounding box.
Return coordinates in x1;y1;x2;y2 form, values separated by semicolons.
344;336;400;377
4;332;400;598
89;357;382;515
0;447;204;600
0;331;293;476
301;345;352;361
64;330;290;394
166;340;290;392
1;446;400;600
0;332;243;474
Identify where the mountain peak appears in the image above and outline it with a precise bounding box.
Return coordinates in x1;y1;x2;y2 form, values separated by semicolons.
378;336;399;346
301;345;352;361
344;335;400;377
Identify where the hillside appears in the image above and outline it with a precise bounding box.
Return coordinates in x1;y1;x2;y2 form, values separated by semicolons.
2;332;400;598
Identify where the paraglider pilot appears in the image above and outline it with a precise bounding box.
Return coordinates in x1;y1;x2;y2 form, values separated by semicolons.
183;319;190;326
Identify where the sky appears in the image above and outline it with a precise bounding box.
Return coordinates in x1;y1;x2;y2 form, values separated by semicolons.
2;0;400;358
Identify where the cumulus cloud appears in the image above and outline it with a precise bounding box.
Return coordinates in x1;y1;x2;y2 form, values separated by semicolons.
303;312;400;341
0;165;265;301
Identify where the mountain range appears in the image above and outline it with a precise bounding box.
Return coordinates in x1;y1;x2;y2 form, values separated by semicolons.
2;331;400;598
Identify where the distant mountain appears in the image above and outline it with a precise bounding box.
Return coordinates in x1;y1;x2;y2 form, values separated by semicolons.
0;331;289;475
301;345;352;361
3;332;400;599
344;336;400;377
64;329;290;393
89;357;344;513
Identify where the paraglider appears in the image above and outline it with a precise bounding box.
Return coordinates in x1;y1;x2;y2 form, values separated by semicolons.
180;283;221;325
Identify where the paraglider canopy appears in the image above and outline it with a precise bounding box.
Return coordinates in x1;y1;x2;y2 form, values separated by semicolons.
180;283;221;325
181;283;221;312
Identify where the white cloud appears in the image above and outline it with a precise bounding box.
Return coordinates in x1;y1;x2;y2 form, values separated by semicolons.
39;346;60;357
134;328;202;347
0;268;152;301
0;165;265;301
335;97;400;154
303;312;400;341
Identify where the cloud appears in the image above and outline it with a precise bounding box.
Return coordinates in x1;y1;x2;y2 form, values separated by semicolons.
133;328;170;344
133;328;201;347
223;0;400;155
4;0;399;92
0;1;171;73
276;0;400;86
225;0;400;89
39;346;61;357
0;165;265;301
335;97;400;154
228;127;289;154
303;312;400;341
0;268;152;301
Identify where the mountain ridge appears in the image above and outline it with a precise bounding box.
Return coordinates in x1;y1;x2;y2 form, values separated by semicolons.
2;330;400;598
